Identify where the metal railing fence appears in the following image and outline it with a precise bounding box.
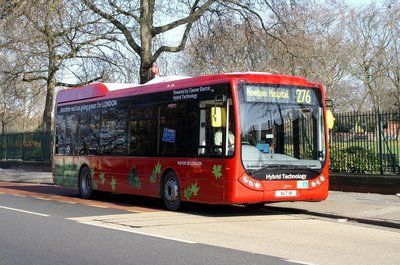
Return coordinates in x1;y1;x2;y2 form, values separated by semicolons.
0;110;399;175
329;110;399;175
0;131;51;161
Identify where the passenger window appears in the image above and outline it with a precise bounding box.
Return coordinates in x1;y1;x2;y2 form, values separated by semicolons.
159;102;198;157
129;106;158;156
100;108;128;155
78;112;100;155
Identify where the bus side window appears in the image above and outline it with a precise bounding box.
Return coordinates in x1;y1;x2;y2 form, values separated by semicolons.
78;112;100;155
159;102;197;157
65;113;78;155
55;114;67;155
129;106;157;156
100;108;128;155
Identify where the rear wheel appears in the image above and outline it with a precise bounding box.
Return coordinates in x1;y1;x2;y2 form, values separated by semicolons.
79;166;92;199
162;172;181;211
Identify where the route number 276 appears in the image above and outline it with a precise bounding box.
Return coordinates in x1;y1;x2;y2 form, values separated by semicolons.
296;89;312;104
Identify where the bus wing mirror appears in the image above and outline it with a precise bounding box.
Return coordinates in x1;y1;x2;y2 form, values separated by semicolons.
211;107;226;128
326;109;335;129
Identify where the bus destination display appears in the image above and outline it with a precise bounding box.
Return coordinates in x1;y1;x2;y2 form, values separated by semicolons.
244;85;318;105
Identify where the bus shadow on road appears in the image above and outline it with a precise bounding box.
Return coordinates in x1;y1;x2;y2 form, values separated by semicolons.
0;182;303;217
179;202;304;217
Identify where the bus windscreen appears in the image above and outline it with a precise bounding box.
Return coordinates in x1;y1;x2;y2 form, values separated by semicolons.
239;84;326;172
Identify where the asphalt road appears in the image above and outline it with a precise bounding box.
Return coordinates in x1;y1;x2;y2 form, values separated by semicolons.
0;193;294;265
0;183;399;265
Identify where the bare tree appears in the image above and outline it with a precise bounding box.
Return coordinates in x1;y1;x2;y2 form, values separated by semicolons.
383;1;400;109
82;0;282;84
182;1;355;108
2;0;115;131
181;0;400;112
0;54;44;133
346;4;397;111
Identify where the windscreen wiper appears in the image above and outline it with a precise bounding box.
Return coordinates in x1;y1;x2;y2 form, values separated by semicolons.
273;164;320;173
248;164;320;174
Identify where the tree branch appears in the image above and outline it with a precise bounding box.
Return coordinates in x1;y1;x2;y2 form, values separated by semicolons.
56;74;103;87
82;0;141;54
152;16;195;62
223;0;287;47
153;0;215;35
22;75;47;82
108;0;140;23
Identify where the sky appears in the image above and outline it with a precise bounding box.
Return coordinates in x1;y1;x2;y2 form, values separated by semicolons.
345;0;383;7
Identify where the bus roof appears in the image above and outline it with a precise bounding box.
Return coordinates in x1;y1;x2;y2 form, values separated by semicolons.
56;72;320;104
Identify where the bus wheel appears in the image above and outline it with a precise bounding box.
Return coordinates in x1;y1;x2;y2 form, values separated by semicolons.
162;172;181;211
79;166;92;199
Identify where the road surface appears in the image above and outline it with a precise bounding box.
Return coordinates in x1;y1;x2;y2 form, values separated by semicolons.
0;182;399;265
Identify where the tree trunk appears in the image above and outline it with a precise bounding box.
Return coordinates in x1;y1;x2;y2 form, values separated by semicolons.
42;44;57;132
139;0;155;84
42;77;56;132
140;60;153;84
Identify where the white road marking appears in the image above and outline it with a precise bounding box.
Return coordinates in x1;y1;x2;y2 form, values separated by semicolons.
34;197;52;201
70;218;196;244
57;200;77;204
12;194;27;198
0;205;50;217
286;259;317;265
87;204;109;209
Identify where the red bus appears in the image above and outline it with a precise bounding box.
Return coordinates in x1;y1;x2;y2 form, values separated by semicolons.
53;72;329;210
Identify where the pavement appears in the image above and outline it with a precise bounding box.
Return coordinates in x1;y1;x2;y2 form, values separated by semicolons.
0;167;399;229
0;168;53;184
330;172;400;194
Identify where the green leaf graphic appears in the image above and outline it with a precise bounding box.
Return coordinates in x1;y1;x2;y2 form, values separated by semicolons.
76;160;83;170
150;161;162;183
128;165;141;188
212;164;223;179
92;180;98;190
111;177;117;191
90;167;95;179
99;172;106;185
184;181;200;200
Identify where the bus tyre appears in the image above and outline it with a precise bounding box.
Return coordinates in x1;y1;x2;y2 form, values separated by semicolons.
162;172;181;211
79;166;92;199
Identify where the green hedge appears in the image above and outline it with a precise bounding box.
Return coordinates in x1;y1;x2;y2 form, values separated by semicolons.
330;146;378;173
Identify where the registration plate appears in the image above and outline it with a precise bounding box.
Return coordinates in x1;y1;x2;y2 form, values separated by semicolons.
275;190;297;197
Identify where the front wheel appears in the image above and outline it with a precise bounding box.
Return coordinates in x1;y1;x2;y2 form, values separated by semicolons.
162;172;181;211
79;166;92;199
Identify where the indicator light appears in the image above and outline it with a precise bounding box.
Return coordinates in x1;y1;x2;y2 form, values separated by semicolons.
248;180;254;187
239;174;264;190
316;180;321;185
320;176;325;182
311;182;316;187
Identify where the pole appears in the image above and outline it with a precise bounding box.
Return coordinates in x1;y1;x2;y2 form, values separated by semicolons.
377;105;384;175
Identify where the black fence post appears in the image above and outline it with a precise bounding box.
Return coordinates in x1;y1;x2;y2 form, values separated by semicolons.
377;107;384;175
0;133;3;160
